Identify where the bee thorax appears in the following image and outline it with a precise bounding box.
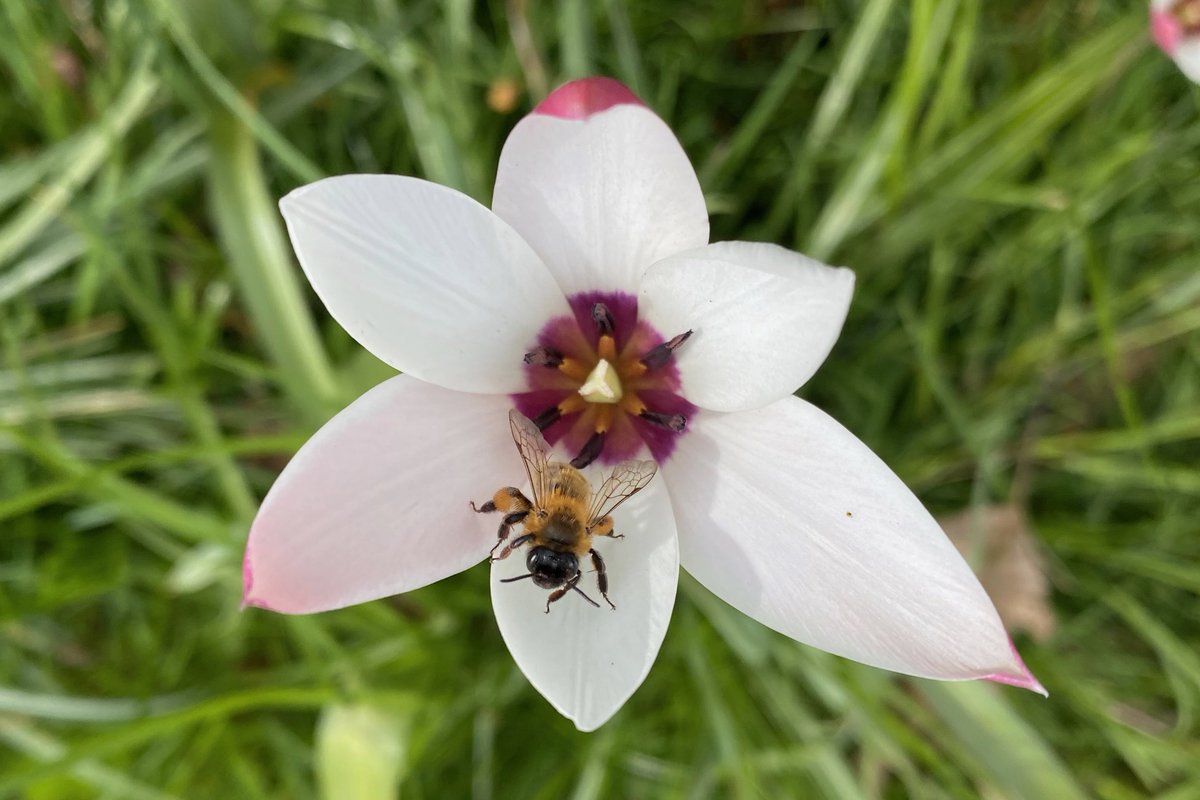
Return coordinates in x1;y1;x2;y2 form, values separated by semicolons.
541;515;581;548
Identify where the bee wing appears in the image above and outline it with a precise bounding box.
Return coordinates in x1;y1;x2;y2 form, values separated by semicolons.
587;459;658;526
509;409;551;505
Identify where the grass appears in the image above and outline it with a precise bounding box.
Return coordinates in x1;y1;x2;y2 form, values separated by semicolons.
1;0;1198;797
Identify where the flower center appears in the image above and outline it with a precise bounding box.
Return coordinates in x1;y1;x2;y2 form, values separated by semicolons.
513;291;696;468
578;359;623;403
1172;0;1200;32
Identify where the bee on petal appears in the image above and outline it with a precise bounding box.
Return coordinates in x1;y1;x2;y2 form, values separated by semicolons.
472;410;656;613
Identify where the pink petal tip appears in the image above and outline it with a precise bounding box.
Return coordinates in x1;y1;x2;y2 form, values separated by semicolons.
1151;8;1182;55
534;77;644;120
240;545;274;611
982;639;1048;697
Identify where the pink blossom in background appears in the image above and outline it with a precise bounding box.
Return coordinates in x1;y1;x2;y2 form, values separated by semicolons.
1151;0;1200;81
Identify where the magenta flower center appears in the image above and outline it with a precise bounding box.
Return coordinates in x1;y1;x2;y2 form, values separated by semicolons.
513;292;697;467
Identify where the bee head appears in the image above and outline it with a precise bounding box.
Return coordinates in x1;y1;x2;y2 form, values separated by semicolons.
526;547;578;589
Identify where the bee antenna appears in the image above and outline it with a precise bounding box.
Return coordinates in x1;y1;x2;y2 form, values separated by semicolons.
500;573;534;583
572;586;601;608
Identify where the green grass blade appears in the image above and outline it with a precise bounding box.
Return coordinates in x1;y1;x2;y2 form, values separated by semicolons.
920;683;1088;800
207;111;342;426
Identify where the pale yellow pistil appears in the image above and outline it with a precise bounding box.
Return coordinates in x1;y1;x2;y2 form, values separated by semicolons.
577;358;623;403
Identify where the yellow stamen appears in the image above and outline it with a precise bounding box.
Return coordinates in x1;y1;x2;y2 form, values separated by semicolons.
594;404;614;433
559;394;587;414
598;334;618;363
577;358;623;404
623;359;647;379
557;357;589;383
619;391;645;416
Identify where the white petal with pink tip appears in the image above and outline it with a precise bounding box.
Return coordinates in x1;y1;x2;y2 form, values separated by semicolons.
280;175;569;395
244;376;515;614
1175;39;1200;81
639;241;855;413
664;397;1042;691
493;105;709;296
490;477;679;731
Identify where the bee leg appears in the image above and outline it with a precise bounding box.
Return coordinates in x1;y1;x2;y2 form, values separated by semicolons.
571;584;601;609
490;510;529;552
589;549;616;610
547;573;597;609
471;487;532;515
493;531;533;561
544;578;572;613
475;488;533;557
545;570;592;613
589;516;624;540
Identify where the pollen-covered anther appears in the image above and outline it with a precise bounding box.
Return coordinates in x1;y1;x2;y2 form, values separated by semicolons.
638;328;696;371
532;395;586;430
532;406;561;430
523;346;563;368
571;431;606;470
578;358;623;404
640;330;693;371
639;410;687;432
591;302;615;335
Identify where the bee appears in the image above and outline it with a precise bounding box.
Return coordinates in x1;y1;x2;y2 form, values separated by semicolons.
471;410;657;613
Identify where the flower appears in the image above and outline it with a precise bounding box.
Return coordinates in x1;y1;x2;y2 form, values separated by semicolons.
243;77;1044;732
1152;0;1200;81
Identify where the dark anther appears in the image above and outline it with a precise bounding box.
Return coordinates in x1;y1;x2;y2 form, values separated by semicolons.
640;330;693;370
532;406;562;430
640;410;687;432
570;431;606;469
591;303;615;336
523;347;563;368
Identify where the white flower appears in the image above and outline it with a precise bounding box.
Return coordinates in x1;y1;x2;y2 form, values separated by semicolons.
243;77;1044;732
1152;0;1200;81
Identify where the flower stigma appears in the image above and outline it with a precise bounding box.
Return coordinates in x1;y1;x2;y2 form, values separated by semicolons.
514;292;696;469
578;359;623;403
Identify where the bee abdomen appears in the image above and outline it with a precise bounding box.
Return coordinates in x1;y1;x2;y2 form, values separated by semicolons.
548;464;590;501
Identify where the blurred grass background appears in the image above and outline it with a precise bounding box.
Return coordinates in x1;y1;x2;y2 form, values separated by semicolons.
1;0;1198;797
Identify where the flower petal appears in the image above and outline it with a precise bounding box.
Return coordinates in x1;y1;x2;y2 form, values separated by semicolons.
664;397;1043;691
493;101;709;296
280;175;569;394
1175;39;1200;82
639;241;855;412
1151;5;1182;54
534;77;644;119
243;376;514;614
490;477;679;731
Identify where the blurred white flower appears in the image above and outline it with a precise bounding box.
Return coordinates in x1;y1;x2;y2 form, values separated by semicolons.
1151;0;1200;81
